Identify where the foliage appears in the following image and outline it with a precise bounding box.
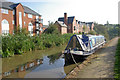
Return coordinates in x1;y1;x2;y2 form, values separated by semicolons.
94;23;120;40
88;30;96;35
48;52;61;64
44;22;60;34
0;30;73;57
94;24;109;41
114;38;120;79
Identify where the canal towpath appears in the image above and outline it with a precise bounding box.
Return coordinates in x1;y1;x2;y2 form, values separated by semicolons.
75;37;119;78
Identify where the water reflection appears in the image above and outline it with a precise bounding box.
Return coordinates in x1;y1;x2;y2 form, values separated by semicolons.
2;52;84;78
2;59;43;77
25;56;66;78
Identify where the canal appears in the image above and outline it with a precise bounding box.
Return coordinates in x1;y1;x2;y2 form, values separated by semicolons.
2;45;83;78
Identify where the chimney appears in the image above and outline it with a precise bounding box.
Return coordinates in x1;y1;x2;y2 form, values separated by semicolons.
64;13;67;25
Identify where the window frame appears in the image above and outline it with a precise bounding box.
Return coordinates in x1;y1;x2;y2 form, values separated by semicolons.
1;8;8;14
28;14;32;18
24;13;25;16
12;20;14;24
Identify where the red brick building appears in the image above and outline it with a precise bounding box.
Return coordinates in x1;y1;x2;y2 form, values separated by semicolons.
0;2;43;36
58;13;94;34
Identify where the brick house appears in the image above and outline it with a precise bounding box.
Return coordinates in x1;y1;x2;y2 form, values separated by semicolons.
54;21;67;34
0;2;43;36
86;22;94;31
58;13;78;33
58;13;94;34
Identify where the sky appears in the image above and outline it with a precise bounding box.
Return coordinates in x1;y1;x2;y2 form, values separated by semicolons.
6;0;120;25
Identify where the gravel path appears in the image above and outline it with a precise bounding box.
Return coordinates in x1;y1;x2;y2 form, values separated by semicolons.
76;37;119;78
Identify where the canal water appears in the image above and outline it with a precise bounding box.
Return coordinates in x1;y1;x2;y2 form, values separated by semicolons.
2;45;83;78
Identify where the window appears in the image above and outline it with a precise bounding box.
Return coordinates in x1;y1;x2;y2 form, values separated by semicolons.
36;23;39;27
36;23;39;29
28;22;33;36
40;19;43;24
36;16;39;19
13;10;15;15
1;19;9;35
36;16;39;22
24;13;25;16
12;20;14;24
24;21;26;26
91;38;95;47
1;8;8;14
28;14;32;18
19;12;22;29
66;36;82;51
74;26;76;30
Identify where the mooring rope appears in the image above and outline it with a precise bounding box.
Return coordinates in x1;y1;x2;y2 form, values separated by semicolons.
70;52;79;68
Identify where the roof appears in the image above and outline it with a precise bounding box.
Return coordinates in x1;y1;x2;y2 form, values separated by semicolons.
0;2;16;10
86;22;94;24
58;16;75;24
55;21;67;27
23;6;41;16
0;2;41;16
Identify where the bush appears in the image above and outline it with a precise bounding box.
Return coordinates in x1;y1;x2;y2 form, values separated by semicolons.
1;32;73;58
88;30;96;35
114;38;120;79
43;22;60;34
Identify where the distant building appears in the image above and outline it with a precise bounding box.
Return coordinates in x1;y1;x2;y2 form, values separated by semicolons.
86;22;94;31
57;13;94;34
0;2;43;36
54;21;67;34
58;13;78;33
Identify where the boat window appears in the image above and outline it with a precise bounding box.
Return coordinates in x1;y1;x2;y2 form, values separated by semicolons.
91;38;95;47
66;36;83;51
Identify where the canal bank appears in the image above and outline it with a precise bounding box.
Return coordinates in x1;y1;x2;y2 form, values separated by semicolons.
2;44;67;75
2;44;82;78
65;37;119;78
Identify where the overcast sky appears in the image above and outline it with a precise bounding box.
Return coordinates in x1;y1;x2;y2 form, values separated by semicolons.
6;0;120;25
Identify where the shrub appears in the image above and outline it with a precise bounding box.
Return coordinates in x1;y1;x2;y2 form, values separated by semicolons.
88;30;96;35
114;38;120;79
1;32;73;58
43;22;60;34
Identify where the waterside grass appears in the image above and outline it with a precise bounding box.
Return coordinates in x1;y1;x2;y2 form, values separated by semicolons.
114;38;120;79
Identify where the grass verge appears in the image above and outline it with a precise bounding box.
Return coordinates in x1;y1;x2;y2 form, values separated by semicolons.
114;38;120;79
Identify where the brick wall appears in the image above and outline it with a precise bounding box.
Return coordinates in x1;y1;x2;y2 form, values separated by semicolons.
0;8;14;34
61;27;67;34
0;3;42;35
55;22;67;34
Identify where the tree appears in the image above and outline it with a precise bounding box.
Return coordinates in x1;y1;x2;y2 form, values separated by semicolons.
94;23;109;40
44;22;60;34
88;30;96;35
106;21;109;25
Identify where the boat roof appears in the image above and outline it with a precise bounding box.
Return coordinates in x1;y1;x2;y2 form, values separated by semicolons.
66;34;105;51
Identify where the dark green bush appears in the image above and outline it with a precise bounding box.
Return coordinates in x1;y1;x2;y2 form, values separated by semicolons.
114;38;120;79
0;32;73;58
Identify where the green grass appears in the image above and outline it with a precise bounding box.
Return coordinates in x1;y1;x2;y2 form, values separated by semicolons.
114;38;120;79
0;33;73;58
